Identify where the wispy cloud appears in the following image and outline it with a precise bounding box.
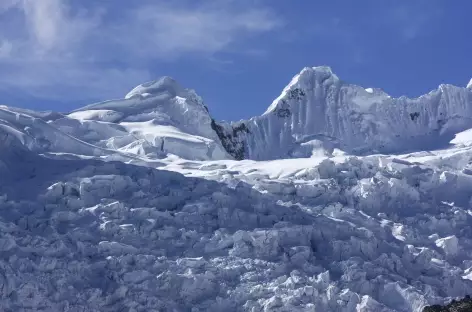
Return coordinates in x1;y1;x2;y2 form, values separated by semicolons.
21;0;99;55
378;1;442;41
123;2;281;59
0;40;13;58
0;0;282;103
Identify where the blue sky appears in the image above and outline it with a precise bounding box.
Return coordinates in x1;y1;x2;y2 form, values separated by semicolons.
0;0;470;121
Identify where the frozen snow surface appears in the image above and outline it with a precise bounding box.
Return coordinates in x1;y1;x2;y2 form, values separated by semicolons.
1;66;472;311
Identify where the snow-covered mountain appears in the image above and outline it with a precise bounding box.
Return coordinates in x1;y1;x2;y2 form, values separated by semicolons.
66;76;229;161
218;66;472;160
0;76;229;162
2;66;471;162
1;67;472;311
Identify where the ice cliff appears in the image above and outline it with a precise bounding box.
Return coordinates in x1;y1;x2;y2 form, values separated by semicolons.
218;66;472;160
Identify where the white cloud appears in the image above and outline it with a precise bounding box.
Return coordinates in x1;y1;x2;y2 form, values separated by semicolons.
17;0;101;57
0;0;282;103
23;0;65;51
109;2;281;60
0;40;13;58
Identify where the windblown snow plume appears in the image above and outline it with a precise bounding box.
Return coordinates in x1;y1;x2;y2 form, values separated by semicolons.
1;67;472;311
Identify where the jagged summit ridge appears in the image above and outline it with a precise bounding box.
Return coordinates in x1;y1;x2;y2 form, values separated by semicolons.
1;66;472;162
467;78;472;89
217;66;472;160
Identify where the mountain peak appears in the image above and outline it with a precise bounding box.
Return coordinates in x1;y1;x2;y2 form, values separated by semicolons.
307;65;334;74
467;78;472;89
297;66;339;83
263;66;340;115
246;65;472;160
125;76;183;99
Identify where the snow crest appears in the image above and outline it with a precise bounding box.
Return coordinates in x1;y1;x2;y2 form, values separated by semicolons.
226;66;472;160
63;77;229;160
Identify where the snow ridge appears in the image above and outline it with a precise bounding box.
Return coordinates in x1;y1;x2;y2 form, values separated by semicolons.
4;66;470;162
65;76;230;160
223;66;472;160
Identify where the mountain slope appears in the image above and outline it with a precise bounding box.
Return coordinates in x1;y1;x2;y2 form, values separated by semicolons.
218;67;472;160
2;66;471;162
62;76;229;160
0;106;122;158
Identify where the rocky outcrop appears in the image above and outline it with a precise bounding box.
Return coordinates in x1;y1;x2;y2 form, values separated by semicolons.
423;296;472;312
210;119;249;160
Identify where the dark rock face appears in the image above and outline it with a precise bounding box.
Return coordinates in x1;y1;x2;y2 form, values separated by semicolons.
288;88;306;101
273;87;305;119
210;119;249;160
423;296;472;312
410;112;420;121
275;100;292;118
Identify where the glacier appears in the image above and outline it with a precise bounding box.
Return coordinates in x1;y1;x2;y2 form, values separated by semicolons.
0;66;472;311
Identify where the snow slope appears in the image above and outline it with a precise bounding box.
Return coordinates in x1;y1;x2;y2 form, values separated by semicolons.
220;66;472;160
63;76;229;161
0;106;123;158
1;67;472;311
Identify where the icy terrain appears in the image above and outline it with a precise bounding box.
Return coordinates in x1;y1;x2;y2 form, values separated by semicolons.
65;76;229;161
221;67;472;160
1;67;472;311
